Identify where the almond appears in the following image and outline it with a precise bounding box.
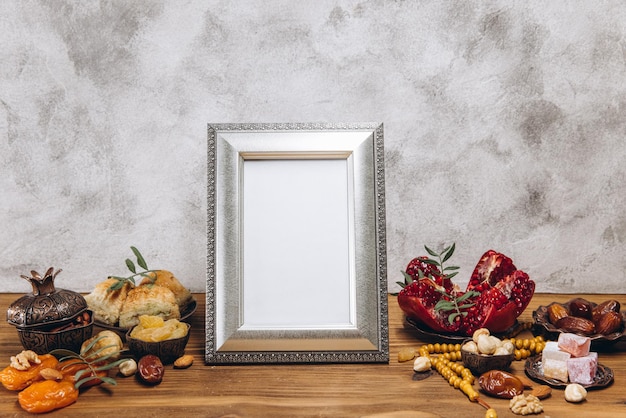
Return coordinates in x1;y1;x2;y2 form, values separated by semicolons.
530;385;552;399
173;354;194;369
40;367;63;381
515;373;535;389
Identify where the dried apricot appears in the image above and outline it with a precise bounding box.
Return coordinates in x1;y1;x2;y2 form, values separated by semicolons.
57;358;108;388
397;347;416;362
0;354;59;391
17;379;78;414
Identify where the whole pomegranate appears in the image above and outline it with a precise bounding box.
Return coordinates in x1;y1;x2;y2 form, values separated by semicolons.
397;245;535;336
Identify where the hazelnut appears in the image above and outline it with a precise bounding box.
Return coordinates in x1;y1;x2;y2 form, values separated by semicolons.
118;359;138;377
477;334;498;355
413;356;431;373
564;383;587;403
472;328;490;343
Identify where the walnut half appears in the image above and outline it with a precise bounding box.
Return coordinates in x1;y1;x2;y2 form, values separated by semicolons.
10;350;41;371
509;394;544;415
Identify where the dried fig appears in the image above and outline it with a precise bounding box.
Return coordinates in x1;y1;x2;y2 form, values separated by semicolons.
555;316;596;336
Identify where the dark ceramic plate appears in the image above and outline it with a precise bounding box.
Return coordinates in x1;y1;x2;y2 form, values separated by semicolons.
94;298;197;332
404;316;522;343
524;354;614;389
532;300;626;347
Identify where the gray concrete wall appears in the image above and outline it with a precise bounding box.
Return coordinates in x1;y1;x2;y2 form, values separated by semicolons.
2;1;625;294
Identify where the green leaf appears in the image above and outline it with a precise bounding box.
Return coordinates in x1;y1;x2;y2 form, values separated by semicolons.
442;242;456;263
448;312;460;324
125;259;136;274
424;245;439;257
81;336;107;355
401;271;413;285
445;272;459;280
108;281;123;291
435;300;455;311
455;292;475;303
92;358;128;372
50;349;80;360
422;258;440;267
131;246;148;270
458;303;476;310
443;266;460;271
75;375;118;390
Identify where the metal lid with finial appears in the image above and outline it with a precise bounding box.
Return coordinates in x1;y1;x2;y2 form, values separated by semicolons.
6;267;88;328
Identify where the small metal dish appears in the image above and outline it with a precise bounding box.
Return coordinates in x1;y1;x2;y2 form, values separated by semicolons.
461;341;514;376
126;323;191;364
16;310;94;354
533;299;626;348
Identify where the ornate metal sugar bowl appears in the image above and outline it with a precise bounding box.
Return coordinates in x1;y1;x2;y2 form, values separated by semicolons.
6;267;93;354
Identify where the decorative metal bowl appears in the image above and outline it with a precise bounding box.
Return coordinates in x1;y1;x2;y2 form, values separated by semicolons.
16;311;94;354
7;268;93;353
126;323;191;364
461;342;514;375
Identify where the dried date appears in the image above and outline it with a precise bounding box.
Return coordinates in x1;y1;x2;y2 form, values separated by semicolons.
548;304;569;325
568;298;593;319
592;299;621;322
478;370;524;399
555;316;596;336
595;311;623;335
137;355;164;385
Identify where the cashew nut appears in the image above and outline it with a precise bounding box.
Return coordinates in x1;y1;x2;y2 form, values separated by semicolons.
10;350;41;370
564;383;587;403
461;340;479;354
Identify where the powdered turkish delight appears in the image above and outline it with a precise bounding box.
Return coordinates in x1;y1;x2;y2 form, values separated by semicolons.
558;332;591;357
543;341;560;353
542;349;571;382
567;352;598;385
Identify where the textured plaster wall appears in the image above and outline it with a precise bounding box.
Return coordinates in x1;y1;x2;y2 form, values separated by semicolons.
1;1;626;294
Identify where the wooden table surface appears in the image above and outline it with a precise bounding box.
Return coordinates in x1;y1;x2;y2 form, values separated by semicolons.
1;293;626;418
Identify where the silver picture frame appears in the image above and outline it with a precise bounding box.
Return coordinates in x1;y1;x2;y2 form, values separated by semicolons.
206;122;388;364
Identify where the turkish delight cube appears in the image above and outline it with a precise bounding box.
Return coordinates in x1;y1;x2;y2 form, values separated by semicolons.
567;352;598;385
558;332;591;357
543;341;560;352
542;350;571;382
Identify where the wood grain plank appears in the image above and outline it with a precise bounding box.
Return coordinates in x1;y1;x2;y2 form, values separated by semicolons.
0;293;625;417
